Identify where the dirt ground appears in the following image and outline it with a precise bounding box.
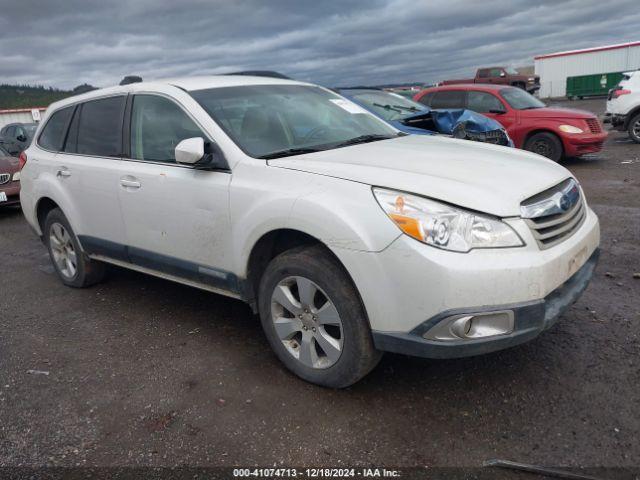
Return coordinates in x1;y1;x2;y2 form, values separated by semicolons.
1;98;638;475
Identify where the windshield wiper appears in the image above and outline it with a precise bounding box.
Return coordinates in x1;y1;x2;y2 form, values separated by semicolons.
258;147;324;159
520;106;543;110
373;102;421;113
333;134;396;148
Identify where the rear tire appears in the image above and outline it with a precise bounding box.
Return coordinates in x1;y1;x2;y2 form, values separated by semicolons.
44;208;106;288
258;245;382;388
628;113;640;144
524;132;563;162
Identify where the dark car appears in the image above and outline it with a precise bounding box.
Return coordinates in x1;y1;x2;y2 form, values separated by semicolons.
0;145;20;206
337;88;513;147
0;122;38;155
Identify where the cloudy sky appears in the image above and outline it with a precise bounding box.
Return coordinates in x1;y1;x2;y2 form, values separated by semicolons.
1;0;639;90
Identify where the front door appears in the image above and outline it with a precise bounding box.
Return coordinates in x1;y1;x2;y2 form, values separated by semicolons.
466;90;516;132
117;93;234;292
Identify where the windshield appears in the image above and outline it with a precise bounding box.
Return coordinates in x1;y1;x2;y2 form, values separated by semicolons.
346;90;427;121
190;84;398;158
500;87;546;110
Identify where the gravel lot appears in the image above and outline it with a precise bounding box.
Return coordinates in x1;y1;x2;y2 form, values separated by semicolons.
1;99;638;475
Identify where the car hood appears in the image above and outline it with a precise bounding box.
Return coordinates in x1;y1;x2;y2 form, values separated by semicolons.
519;106;595;119
268;135;571;217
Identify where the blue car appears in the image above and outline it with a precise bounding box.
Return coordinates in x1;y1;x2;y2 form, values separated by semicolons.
337;88;513;147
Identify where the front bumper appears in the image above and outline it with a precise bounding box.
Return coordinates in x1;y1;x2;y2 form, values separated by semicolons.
332;204;599;345
0;182;20;206
562;131;608;156
372;248;599;359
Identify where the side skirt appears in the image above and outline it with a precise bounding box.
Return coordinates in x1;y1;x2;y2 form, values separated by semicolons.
90;255;244;301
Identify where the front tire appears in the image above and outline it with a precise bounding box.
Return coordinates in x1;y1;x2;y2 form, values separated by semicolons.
524;132;563;162
44;208;106;288
258;245;382;388
628;113;640;144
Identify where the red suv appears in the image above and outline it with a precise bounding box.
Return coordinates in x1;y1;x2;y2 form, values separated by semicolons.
414;85;607;161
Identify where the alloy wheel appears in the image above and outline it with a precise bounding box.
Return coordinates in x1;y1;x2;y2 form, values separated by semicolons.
270;276;343;369
49;222;77;279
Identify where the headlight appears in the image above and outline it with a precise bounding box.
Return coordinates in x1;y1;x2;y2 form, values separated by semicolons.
528;77;536;82
559;124;584;134
373;188;523;252
12;171;20;181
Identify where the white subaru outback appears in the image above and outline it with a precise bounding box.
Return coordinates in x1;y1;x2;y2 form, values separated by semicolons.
20;76;600;387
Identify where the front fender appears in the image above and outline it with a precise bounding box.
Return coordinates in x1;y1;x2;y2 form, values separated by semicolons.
230;162;400;277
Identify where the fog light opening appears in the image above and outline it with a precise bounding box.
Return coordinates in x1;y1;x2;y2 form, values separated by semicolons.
423;310;515;341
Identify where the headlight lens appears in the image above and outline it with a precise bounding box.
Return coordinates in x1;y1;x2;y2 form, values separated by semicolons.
373;188;523;252
12;171;20;181
559;124;584;134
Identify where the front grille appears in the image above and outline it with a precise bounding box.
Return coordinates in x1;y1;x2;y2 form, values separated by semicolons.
521;178;586;250
585;118;602;134
0;173;10;185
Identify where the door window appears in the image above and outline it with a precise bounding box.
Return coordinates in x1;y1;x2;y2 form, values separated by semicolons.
130;95;204;163
75;96;126;157
489;68;503;78
467;91;504;113
38;106;74;151
416;92;434;107
430;91;466;109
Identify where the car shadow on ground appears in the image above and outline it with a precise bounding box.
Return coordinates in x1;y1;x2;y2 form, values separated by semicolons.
102;264;566;397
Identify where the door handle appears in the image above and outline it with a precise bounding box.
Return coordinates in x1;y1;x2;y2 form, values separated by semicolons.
120;178;141;189
56;168;71;178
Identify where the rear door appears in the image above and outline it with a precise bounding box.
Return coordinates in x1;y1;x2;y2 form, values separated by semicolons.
56;95;129;259
117;93;233;287
429;90;467;109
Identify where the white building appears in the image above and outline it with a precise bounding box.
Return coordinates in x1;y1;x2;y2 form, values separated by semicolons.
535;41;640;98
0;107;46;130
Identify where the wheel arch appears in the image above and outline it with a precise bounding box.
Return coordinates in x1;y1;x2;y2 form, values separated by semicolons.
523;128;565;151
244;228;370;327
36;197;61;233
623;105;640;129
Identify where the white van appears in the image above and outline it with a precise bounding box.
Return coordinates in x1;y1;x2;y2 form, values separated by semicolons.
19;76;600;387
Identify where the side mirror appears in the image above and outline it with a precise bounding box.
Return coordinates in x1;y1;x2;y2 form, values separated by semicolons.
16;134;27;142
175;137;205;165
175;136;229;171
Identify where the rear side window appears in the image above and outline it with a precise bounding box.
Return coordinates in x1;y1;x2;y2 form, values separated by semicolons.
130;95;204;163
38;107;74;151
416;92;434;107
478;69;489;78
430;91;466;109
75;96;126;157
